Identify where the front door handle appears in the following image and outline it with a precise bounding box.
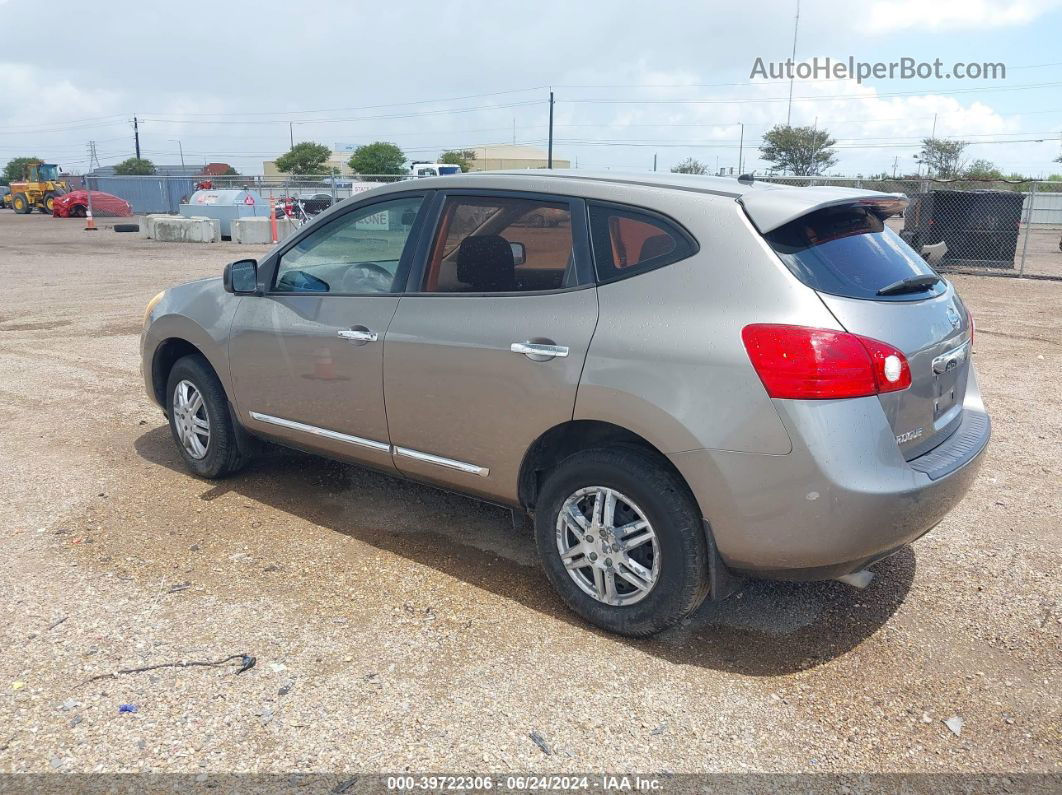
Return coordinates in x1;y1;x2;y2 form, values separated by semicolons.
338;327;378;344
511;341;569;360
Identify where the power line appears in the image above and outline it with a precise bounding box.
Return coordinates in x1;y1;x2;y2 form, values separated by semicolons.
139;100;543;126
565;81;1062;106
138;86;548;118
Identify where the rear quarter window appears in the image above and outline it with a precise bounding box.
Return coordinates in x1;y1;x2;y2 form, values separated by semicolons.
588;204;696;283
764;206;945;301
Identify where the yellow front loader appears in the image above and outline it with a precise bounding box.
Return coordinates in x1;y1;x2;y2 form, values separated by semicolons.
7;162;69;214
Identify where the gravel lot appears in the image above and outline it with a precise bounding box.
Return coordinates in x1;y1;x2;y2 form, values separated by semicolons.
0;212;1059;777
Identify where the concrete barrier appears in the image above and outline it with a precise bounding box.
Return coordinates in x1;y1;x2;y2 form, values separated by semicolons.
232;217;273;244
151;216;221;243
232;216;298;245
143;214;171;239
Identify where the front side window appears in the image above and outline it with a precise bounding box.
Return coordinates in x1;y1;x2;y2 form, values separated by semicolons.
422;195;574;293
588;204;695;282
274;196;423;294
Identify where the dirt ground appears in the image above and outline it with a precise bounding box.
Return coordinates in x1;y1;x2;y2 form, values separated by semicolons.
0;212;1058;778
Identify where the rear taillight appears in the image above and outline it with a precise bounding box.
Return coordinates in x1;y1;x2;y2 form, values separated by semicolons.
741;324;911;400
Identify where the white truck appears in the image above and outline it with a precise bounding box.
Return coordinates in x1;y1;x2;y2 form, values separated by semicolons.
409;162;463;177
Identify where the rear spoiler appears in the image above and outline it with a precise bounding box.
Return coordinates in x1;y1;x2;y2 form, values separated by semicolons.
738;187;909;234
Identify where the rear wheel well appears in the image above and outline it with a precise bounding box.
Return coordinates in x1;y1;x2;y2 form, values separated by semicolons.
152;338;209;406
518;420;695;513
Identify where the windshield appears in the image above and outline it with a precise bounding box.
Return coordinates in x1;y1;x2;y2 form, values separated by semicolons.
38;164;59;180
764;206;945;302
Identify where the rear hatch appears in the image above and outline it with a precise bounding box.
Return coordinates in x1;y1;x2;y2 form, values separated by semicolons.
742;191;972;460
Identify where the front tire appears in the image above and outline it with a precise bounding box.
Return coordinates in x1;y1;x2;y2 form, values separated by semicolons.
11;193;29;214
534;447;709;637
165;355;247;479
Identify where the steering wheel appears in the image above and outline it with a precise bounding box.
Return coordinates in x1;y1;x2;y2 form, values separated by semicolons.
340;262;393;293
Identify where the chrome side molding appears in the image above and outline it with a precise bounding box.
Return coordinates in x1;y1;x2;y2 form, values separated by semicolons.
247;412;489;477
393;446;490;477
248;412;391;453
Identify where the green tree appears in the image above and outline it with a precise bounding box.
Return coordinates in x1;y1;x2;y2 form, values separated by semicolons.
670;157;709;175
221;165;239;176
914;138;967;178
2;156;42;185
275;142;332;176
348;141;406;175
114;157;156;176
438;149;477;172
963;159;1004;180
760;125;837;175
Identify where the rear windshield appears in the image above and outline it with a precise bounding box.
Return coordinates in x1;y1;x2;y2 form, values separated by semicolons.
764;206;945;301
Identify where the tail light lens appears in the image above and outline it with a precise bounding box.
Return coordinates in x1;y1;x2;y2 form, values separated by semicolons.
742;324;911;399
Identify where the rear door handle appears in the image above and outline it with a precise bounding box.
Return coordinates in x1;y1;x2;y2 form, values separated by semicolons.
338;327;378;343
511;341;569;359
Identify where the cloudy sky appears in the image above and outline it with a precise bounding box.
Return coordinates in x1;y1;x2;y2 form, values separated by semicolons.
2;0;1061;176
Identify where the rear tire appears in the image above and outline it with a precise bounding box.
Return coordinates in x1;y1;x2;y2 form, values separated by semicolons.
165;355;248;479
534;447;709;637
114;223;139;233
70;205;86;218
11;194;29;214
43;192;57;213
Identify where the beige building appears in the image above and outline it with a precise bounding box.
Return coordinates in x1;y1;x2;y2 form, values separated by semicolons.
465;144;569;171
263;143;569;177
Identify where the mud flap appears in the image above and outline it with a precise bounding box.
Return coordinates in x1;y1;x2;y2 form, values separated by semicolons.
705;519;745;601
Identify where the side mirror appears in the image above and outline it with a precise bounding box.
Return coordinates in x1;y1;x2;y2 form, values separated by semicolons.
223;259;258;294
509;241;527;266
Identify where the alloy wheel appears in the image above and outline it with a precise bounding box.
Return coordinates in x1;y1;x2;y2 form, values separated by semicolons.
555;486;660;606
172;379;210;459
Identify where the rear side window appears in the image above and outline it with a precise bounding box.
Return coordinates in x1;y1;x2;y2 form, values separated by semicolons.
422;195;575;293
588;204;695;282
764;206;945;301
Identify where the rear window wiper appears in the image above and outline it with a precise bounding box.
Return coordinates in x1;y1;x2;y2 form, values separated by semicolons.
877;274;941;296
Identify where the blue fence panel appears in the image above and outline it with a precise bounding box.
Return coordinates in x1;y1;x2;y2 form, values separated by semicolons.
85;176;197;214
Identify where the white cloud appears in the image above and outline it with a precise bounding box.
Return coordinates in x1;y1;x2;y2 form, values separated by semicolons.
866;0;1062;32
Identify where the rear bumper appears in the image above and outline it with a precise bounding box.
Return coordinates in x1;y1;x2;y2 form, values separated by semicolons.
671;367;990;581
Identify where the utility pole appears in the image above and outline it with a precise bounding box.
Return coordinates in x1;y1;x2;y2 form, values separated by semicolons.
931;113;938;138
892;155;899;177
289;122;294;149
133;116;141;159
653;153;657;172
547;89;555;169
170;139;185;168
786;0;801;126
738;123;745;175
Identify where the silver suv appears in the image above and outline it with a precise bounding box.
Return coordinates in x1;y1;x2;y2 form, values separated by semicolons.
141;171;990;636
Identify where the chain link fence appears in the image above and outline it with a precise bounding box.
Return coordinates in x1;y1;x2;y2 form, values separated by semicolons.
82;174;415;215
77;172;1062;279
757;175;1062;280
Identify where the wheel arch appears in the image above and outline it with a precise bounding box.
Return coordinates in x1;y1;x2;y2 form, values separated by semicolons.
151;337;220;407
517;419;698;514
